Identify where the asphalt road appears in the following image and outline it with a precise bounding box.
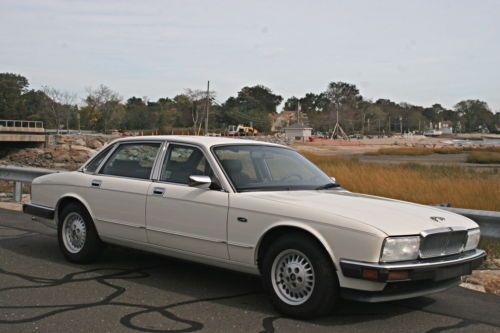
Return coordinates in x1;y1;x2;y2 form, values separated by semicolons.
1;209;499;333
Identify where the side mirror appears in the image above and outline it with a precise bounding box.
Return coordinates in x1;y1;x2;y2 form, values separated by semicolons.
188;175;212;188
330;176;337;183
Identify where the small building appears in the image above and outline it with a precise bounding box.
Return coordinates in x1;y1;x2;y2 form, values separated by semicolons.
284;123;313;140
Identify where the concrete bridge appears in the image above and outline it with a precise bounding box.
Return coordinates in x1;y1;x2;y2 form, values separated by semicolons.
0;120;46;144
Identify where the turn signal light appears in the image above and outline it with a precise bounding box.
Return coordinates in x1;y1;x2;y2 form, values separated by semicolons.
387;270;409;281
362;269;379;280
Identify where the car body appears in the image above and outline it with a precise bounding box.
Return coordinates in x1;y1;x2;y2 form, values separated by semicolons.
23;135;485;318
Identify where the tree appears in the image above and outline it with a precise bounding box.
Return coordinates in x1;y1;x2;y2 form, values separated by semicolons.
222;85;282;132
283;96;299;111
325;82;361;129
454;100;495;132
42;86;76;133
83;85;121;133
0;73;29;119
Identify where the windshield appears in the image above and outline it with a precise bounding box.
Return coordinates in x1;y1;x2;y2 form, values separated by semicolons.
213;145;334;192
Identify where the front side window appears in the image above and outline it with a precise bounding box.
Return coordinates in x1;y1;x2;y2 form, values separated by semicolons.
213;145;332;192
100;142;161;179
160;144;213;184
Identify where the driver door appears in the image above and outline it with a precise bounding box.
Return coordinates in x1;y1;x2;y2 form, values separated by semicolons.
145;143;229;259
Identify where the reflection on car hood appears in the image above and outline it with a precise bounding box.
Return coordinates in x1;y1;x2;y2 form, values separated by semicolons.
239;190;478;236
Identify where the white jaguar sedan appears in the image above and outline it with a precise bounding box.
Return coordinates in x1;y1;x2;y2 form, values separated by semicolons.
23;136;485;318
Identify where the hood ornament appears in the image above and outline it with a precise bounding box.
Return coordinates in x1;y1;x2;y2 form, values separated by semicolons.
430;216;446;223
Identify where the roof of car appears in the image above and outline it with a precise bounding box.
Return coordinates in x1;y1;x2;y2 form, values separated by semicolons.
110;135;285;149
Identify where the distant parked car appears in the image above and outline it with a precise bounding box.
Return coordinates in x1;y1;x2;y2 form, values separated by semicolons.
23;136;485;318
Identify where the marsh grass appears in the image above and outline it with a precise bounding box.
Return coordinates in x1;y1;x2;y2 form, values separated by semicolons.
304;152;500;211
368;146;500;156
466;151;500;164
480;238;500;260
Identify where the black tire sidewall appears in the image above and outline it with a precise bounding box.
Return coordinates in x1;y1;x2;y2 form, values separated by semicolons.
261;233;339;319
57;202;102;263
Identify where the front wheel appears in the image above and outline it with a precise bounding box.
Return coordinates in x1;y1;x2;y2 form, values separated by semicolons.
58;202;103;263
261;233;339;319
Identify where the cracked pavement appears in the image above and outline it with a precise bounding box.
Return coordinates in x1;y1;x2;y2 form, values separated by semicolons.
1;209;499;332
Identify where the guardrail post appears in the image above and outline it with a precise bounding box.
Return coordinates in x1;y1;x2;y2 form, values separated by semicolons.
14;181;22;202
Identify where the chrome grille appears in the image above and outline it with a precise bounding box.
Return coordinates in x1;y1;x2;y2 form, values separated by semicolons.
419;230;467;259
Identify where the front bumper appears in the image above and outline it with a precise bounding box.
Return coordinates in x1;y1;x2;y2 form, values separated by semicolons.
22;202;55;220
340;249;486;283
339;249;485;302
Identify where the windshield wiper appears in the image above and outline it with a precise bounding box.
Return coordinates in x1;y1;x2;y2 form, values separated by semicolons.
238;186;293;192
315;183;341;190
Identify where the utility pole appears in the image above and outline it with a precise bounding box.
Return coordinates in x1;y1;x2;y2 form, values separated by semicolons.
296;101;300;125
204;80;210;136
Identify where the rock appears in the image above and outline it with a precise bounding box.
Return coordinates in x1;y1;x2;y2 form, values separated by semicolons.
70;144;94;153
71;153;90;163
74;138;86;146
87;138;103;149
53;152;71;163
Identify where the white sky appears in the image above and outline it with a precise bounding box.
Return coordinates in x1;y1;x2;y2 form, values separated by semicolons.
0;0;499;111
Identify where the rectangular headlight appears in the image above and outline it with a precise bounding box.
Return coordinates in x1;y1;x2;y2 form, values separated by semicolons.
464;228;480;251
381;236;420;262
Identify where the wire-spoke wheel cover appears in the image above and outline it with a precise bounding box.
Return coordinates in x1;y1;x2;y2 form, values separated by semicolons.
62;212;87;254
271;249;315;305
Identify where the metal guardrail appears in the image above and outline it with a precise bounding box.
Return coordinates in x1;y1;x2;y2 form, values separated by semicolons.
0;166;498;239
435;206;500;240
0;165;61;202
0;120;44;128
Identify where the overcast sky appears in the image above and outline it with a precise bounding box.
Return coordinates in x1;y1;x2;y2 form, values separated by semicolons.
1;0;499;111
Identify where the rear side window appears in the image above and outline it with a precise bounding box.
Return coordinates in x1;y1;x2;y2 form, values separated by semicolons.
85;144;114;173
100;142;161;179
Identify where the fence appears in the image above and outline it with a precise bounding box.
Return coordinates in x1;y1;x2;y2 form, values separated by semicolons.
0;120;44;129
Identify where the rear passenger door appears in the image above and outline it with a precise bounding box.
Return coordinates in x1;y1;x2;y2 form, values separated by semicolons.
86;141;161;244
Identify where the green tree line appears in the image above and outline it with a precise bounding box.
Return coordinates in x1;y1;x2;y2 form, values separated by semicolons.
0;73;498;134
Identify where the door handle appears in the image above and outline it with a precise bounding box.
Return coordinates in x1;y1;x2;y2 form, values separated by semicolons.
91;179;102;188
153;187;165;195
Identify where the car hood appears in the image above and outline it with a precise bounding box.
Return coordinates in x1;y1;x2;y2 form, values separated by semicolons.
240;190;478;236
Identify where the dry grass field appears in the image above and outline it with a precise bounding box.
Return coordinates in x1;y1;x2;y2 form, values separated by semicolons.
367;145;500;156
467;151;500;164
304;152;500;211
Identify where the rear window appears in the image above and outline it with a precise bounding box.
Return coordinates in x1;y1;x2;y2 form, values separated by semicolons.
84;144;114;173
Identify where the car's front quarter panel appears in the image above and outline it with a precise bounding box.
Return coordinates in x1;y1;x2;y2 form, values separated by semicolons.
227;193;388;291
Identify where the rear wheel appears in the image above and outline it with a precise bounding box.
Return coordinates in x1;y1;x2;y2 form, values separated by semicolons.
58;202;103;263
261;233;339;319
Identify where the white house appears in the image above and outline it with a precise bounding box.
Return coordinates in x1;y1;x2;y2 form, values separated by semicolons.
283;123;313;140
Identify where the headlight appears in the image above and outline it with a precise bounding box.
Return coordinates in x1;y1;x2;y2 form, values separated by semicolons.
380;236;420;262
464;228;480;251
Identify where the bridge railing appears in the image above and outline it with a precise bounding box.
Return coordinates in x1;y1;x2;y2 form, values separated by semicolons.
0;165;498;239
0;120;44;129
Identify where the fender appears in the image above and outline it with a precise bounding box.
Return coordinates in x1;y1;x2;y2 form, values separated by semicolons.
254;220;338;267
55;193;95;223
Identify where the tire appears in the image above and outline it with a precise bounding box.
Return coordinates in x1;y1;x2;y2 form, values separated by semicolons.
261;233;339;319
57;202;103;263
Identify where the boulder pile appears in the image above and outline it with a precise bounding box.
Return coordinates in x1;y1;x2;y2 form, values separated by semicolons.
0;134;114;170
